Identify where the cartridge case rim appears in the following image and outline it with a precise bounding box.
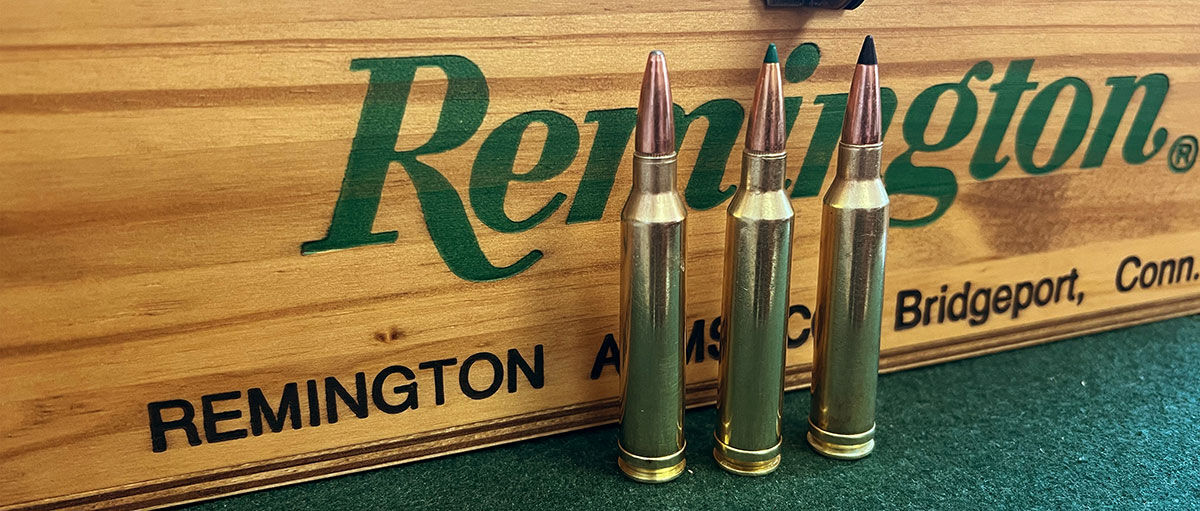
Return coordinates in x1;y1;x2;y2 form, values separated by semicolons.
617;442;687;483
712;434;782;476
806;420;875;460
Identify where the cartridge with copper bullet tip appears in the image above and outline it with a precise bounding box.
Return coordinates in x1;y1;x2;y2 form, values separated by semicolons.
712;43;794;476
808;35;889;461
617;50;687;484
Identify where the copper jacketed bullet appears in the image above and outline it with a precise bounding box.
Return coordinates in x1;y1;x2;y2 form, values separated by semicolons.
808;36;889;460
617;50;687;483
713;44;795;476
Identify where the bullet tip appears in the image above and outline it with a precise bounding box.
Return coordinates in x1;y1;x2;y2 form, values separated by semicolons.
764;43;779;64
636;49;675;156
843;35;881;145
648;50;666;67
857;36;876;65
746;44;785;153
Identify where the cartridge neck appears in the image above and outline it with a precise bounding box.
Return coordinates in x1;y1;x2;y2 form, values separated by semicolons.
836;143;882;180
740;150;787;192
632;152;679;193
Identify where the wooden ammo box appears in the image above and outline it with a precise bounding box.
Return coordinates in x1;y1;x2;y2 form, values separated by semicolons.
2;1;1198;508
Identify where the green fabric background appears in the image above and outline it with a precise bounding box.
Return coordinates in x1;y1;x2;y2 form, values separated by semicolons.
192;316;1200;509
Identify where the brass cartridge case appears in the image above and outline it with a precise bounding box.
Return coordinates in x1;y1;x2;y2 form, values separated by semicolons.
713;150;794;475
808;142;888;460
617;152;687;483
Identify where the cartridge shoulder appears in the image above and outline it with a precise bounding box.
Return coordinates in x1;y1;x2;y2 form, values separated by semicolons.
822;179;889;211
621;191;687;224
727;189;795;222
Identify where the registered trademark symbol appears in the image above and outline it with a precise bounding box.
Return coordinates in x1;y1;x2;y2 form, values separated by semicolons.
1168;135;1197;173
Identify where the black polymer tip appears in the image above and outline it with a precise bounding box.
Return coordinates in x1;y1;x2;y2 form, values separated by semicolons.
857;35;877;65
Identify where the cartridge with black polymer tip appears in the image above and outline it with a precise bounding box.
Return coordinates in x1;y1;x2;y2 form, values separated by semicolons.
808;35;889;461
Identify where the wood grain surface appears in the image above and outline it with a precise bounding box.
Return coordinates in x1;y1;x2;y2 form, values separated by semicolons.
2;0;1199;508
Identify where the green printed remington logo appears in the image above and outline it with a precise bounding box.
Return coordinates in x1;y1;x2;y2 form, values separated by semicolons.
301;43;1186;282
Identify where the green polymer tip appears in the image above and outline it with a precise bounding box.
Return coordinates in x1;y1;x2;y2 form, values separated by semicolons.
764;43;778;64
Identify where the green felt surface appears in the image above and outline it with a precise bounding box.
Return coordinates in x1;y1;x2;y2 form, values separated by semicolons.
192;316;1200;509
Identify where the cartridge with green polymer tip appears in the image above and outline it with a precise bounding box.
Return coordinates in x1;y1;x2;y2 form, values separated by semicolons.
712;44;794;476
